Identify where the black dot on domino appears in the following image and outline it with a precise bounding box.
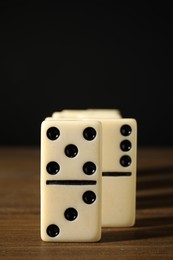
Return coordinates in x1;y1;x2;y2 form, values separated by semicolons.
47;127;60;140
83;191;96;204
120;125;132;136
83;161;96;175
120;140;132;151
47;224;60;237
64;208;78;221
83;127;97;141
120;155;132;167
65;144;78;158
46;161;60;175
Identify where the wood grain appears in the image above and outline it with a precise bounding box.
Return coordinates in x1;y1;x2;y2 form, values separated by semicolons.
0;146;173;259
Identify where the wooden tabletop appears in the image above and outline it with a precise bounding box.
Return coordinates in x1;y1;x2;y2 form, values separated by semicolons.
0;146;173;259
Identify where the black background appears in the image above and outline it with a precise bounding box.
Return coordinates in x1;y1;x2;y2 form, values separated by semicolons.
0;1;172;146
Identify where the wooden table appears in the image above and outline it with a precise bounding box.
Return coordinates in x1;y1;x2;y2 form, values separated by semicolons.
0;147;173;259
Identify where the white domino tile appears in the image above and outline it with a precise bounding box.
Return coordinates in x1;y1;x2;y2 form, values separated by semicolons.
40;118;102;242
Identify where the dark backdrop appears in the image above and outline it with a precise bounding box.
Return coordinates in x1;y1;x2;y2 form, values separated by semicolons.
0;1;172;146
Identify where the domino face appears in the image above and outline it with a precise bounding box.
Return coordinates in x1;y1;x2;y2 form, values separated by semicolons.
101;118;137;227
40;119;102;242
